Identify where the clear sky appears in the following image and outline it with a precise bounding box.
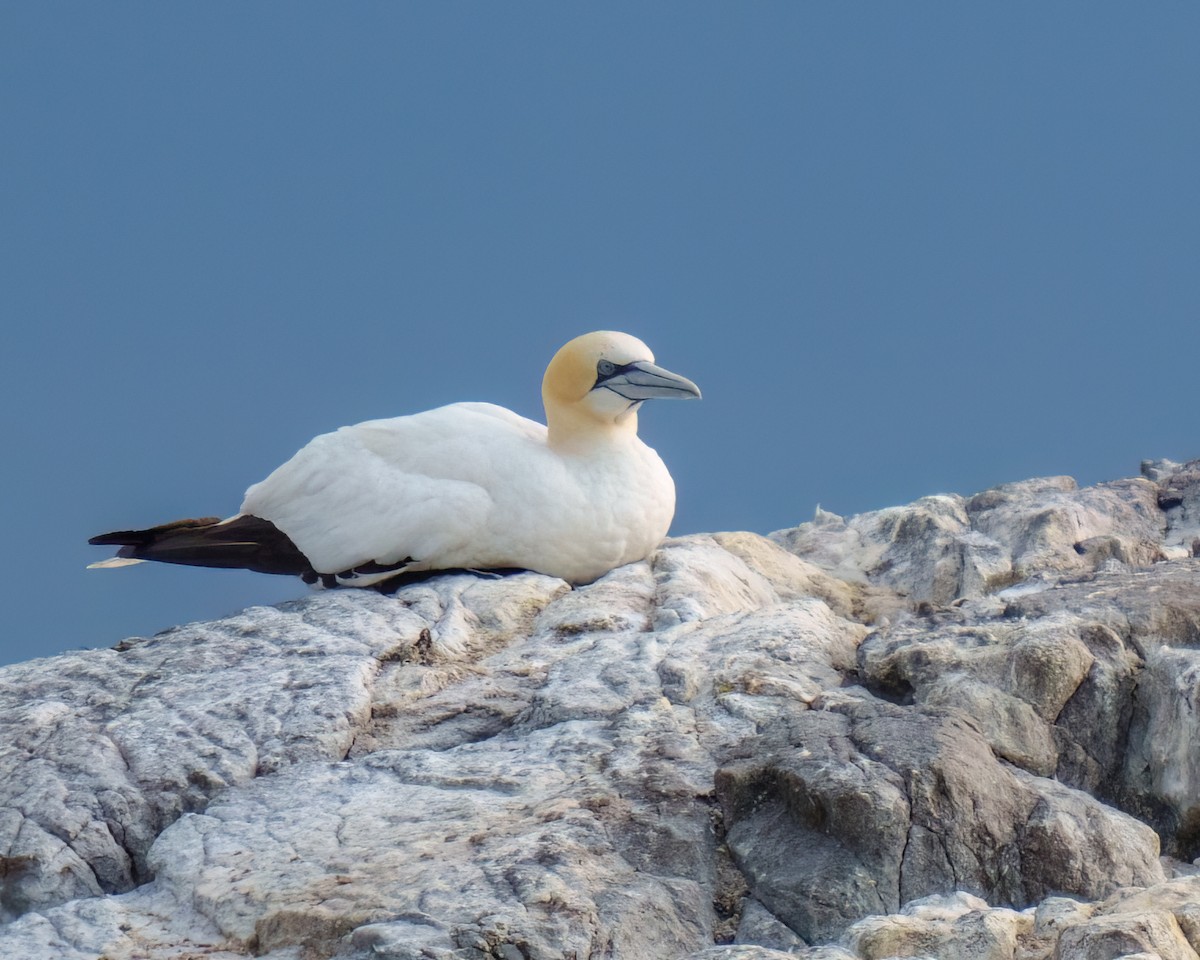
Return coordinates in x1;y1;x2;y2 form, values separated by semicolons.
3;4;1198;666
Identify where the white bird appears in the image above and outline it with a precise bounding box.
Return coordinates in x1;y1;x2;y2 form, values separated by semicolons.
89;331;700;588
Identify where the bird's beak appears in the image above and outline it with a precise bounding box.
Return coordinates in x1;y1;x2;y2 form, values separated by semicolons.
600;361;702;401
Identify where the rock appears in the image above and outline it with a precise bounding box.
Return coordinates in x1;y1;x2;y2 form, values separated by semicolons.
1125;646;1200;857
1054;911;1198;960
1032;895;1097;940
1145;458;1200;558
735;897;808;951
841;893;1031;960
714;687;1162;944
4;465;1200;958
0;575;570;922
857;557;1200;862
770;494;980;605
682;948;811;960
771;474;1165;604
965;477;1165;577
1092;877;1200;952
984;561;1200;856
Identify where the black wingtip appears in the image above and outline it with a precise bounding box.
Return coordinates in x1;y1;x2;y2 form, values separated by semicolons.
88;531;135;546
88;515;531;590
89;517;224;547
89;514;319;579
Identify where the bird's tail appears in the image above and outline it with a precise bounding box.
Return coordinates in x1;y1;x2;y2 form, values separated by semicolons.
87;556;148;569
87;515;317;579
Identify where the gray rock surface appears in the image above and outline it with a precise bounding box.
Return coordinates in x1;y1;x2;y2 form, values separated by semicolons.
4;459;1200;958
771;474;1166;605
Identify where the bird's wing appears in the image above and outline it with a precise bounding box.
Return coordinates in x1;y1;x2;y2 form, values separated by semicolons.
240;403;545;575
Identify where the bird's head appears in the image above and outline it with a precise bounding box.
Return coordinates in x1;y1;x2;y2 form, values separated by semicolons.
542;331;700;443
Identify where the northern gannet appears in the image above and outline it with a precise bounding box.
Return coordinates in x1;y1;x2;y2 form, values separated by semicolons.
89;331;700;588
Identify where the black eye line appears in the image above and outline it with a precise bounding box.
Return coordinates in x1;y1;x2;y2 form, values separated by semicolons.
594;360;637;387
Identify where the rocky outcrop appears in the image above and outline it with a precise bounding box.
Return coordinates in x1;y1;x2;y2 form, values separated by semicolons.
3;459;1200;959
770;474;1168;606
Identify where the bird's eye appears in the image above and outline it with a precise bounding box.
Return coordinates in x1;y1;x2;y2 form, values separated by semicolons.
597;359;617;377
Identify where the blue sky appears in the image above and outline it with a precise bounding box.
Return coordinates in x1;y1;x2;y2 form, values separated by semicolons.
2;4;1197;665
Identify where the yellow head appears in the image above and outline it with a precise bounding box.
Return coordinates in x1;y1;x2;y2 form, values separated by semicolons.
542;331;700;443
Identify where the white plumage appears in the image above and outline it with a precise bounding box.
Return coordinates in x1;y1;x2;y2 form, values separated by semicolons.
90;331;700;588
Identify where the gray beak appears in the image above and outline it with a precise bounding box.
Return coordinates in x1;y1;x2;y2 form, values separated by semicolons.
599;360;702;401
